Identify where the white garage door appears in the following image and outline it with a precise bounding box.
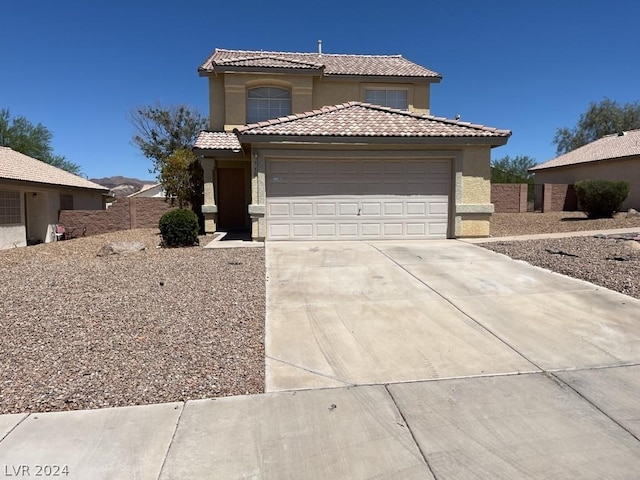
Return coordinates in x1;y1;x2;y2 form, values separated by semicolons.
266;158;450;240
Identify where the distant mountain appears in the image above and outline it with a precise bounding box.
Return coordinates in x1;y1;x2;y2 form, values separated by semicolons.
90;176;156;198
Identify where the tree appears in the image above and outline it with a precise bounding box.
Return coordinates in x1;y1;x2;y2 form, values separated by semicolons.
553;98;640;155
491;155;537;184
160;148;198;208
130;104;207;230
130;104;207;174
0;108;81;174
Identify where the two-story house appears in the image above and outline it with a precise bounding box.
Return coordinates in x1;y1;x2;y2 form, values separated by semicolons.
194;46;510;241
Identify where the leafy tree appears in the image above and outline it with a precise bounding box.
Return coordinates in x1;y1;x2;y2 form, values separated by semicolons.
0;108;81;174
491;155;537;184
130;104;207;174
160;148;198;208
130;104;207;230
553;98;640;155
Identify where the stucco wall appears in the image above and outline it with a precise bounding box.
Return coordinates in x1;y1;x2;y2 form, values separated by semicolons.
0;183;104;248
454;147;493;237
533;157;640;209
0;225;26;249
214;73;432;130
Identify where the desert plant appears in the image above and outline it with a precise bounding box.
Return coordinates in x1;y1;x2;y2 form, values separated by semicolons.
574;179;630;218
158;209;199;247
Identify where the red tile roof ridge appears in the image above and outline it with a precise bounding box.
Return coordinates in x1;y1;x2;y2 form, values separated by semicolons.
213;48;404;58
216;54;324;68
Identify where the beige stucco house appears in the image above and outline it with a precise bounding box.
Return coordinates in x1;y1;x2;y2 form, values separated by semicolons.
194;47;511;241
530;130;640;210
0;147;108;249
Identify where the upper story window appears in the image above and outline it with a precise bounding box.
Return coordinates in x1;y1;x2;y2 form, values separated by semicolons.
247;87;291;124
0;190;21;225
365;89;408;110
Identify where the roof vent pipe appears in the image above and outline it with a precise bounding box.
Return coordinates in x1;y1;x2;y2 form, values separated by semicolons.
618;131;626;136
318;40;322;55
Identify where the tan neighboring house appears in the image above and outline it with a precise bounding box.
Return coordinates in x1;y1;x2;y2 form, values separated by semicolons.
194;47;511;241
0;146;108;249
128;183;165;198
530;129;640;210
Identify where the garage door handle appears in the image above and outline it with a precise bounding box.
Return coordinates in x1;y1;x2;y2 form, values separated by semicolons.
358;208;361;216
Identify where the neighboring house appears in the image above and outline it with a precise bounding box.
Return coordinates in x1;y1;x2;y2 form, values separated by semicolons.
530;130;640;210
128;183;166;198
0;147;108;249
194;47;511;241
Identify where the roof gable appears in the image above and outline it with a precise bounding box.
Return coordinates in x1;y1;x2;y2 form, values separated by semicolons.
235;102;510;140
0;147;108;191
531;129;640;171
200;48;441;79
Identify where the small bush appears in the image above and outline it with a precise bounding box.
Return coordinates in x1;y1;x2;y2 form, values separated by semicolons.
159;209;199;247
574;179;630;218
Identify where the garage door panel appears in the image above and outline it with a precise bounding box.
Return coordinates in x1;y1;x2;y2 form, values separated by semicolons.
316;203;336;216
361;223;382;236
406;223;427;236
316;224;336;236
266;158;450;240
269;203;290;216
429;202;448;215
384;203;403;215
292;224;313;237
292;203;313;216
383;223;404;236
269;224;291;238
361;202;381;215
339;224;358;236
339;203;359;216
406;202;426;215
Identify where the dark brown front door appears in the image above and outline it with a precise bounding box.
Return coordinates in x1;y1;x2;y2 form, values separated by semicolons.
217;168;246;230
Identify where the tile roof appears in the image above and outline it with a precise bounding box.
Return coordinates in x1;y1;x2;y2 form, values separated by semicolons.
200;48;441;79
0;147;108;191
193;131;242;151
531;129;640;170
235;102;511;139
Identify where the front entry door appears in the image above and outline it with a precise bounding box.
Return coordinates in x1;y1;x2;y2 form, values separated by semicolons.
217;168;246;230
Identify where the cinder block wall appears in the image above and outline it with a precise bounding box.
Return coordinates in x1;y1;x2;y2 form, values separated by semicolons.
59;198;176;236
491;184;528;213
542;184;577;212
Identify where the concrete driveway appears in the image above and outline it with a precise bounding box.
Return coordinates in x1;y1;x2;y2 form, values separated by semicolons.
266;240;640;391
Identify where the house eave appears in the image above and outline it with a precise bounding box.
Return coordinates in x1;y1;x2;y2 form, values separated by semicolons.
235;134;509;147
0;177;109;193
323;74;441;84
529;153;640;172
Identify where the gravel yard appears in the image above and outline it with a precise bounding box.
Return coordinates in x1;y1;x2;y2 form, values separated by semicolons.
0;229;264;414
484;212;640;300
1;212;638;415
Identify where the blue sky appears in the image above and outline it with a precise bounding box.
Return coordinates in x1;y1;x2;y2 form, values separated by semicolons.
2;0;639;181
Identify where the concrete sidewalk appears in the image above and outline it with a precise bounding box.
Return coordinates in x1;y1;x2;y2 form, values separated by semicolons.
462;226;640;243
1;369;640;479
2;236;640;479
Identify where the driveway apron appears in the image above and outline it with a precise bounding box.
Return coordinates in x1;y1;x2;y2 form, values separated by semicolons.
265;240;640;391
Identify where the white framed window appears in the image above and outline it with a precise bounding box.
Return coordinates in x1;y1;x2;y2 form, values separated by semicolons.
247;87;291;124
0;191;21;225
365;89;408;110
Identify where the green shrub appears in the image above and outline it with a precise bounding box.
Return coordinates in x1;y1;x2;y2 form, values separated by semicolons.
574;179;630;218
158;209;199;247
